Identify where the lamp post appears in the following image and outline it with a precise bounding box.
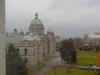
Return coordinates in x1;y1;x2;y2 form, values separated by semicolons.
54;65;57;75
54;61;58;75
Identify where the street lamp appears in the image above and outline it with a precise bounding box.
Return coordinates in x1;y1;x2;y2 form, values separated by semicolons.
54;61;58;75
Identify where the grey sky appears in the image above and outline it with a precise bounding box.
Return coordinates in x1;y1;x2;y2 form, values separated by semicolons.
6;0;100;37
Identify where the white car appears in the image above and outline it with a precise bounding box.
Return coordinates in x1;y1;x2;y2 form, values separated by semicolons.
91;66;100;70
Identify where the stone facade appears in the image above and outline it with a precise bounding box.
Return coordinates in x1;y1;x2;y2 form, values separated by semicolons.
84;32;100;46
47;31;56;55
5;13;60;67
0;0;6;75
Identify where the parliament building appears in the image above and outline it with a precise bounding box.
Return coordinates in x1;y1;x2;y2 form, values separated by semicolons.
5;13;61;67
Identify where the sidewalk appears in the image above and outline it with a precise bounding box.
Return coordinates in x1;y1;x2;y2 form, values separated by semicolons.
35;57;61;75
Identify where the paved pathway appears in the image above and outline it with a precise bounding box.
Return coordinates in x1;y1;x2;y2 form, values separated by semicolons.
34;56;100;75
35;56;61;75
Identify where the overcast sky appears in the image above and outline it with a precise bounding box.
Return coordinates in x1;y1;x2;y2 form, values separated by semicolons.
6;0;100;37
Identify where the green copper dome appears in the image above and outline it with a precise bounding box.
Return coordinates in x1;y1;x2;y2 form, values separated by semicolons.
23;32;40;42
31;19;43;25
30;13;43;25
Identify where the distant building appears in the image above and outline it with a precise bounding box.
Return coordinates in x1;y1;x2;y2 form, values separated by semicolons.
84;32;100;46
55;36;61;51
5;13;60;67
73;38;84;49
54;36;61;56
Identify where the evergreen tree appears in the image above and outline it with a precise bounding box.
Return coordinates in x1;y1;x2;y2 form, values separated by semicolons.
96;45;100;52
6;44;27;75
59;39;77;64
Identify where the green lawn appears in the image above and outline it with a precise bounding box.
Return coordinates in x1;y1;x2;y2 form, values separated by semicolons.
47;51;98;75
27;56;55;75
44;56;55;62
28;51;98;75
47;67;96;75
27;64;45;75
77;51;97;66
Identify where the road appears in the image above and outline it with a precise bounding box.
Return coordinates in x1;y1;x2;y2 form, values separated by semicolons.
35;56;61;75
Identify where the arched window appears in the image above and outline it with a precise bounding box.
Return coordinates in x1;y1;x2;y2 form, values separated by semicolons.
16;48;19;53
24;48;27;55
24;58;28;63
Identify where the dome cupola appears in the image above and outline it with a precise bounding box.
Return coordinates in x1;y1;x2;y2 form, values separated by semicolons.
35;13;38;19
29;13;44;35
30;13;43;25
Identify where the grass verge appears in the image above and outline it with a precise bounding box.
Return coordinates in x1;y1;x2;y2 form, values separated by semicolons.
44;56;55;62
47;66;96;75
77;51;97;66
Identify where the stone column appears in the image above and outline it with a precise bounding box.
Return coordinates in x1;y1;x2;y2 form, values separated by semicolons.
0;0;5;75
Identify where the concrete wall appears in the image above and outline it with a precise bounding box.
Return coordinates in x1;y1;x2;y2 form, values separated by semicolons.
0;0;5;75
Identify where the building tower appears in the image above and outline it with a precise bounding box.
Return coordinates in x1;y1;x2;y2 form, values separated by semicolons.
29;13;44;36
47;31;56;55
0;0;5;75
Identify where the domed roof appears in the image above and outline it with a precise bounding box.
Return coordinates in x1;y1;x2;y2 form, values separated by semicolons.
31;19;43;25
30;13;43;25
23;32;40;42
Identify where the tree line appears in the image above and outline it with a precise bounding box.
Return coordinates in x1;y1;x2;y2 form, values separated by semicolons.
6;44;28;75
59;38;77;64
